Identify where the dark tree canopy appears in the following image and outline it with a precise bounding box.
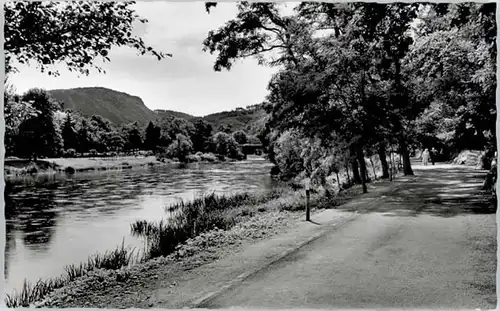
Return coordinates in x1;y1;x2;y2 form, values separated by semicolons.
4;1;171;76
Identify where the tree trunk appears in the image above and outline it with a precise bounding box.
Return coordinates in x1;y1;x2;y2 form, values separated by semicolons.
389;146;394;182
351;160;362;185
399;139;414;176
369;157;377;181
336;172;342;192
356;148;368;193
378;144;390;179
345;164;351;185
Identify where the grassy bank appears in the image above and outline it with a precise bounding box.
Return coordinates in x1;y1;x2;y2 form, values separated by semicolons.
4;156;162;177
130;191;283;259
4;152;243;177
5;240;140;308
6;183;362;308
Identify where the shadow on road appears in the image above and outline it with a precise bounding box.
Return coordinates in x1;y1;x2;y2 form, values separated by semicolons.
337;164;496;218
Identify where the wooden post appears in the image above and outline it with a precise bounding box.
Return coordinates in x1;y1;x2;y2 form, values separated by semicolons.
305;178;311;221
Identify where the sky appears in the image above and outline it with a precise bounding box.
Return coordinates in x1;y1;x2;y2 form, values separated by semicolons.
8;2;285;117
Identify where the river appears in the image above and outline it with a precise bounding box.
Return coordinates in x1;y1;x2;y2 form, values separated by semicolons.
5;156;275;293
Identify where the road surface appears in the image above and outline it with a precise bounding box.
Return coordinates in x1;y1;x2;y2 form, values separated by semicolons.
200;163;497;309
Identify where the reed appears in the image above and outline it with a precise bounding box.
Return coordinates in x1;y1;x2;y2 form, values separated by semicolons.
5;240;136;308
131;190;282;259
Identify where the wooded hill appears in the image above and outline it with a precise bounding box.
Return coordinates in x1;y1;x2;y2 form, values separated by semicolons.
48;87;158;126
48;87;267;135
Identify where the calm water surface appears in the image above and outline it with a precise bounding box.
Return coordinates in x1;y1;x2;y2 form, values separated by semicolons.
5;156;275;293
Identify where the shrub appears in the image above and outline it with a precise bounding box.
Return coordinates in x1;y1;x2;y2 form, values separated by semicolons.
186;154;201;163
63;148;76;158
200;153;217;162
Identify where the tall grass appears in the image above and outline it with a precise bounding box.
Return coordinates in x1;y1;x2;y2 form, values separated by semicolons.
5;240;137;308
131;190;282;259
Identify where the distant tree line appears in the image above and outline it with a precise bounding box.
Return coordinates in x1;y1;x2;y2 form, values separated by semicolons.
4;87;263;162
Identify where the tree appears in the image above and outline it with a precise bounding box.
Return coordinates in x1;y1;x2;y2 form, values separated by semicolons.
144;121;161;151
88;114;116;152
203;2;305;71
16;88;63;159
158;116;195;147
405;3;496;156
107;131;126;152
166;134;193;163
77;119;95;153
5;1;171;76
123;122;143;151
272;130;306;180
232;130;248;145
61;113;78;151
4;86;39;156
218;124;233;134
191;118;213;152
210;132;244;160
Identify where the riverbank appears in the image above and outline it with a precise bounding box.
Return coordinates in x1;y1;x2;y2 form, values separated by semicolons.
4;156;162;176
9;182;366;308
4;153;240;177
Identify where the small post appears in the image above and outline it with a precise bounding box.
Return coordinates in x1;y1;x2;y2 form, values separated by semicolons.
305;178;311;221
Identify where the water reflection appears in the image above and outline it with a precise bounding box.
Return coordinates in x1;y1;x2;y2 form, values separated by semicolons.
4;156;274;292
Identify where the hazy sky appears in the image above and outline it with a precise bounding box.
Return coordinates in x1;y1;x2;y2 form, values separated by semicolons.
8;2;282;117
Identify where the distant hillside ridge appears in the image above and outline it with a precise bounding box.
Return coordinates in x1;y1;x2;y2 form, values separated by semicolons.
48;87;158;126
154;109;195;121
202;104;268;135
48;87;269;135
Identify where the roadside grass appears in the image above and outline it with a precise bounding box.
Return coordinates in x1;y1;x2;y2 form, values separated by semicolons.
5;240;138;308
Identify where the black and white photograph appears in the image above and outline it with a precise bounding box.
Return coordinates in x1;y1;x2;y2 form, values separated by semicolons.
3;1;497;309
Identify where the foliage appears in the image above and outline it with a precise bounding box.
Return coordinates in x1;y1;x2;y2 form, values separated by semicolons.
166;134;193;163
5;1;169;76
122;122;143;151
203;2;307;70
202;104;267;138
191;118;213;152
15;88;63;159
232;130;248;145
144;121;161;151
405;3;496;153
204;2;497;187
4;85;39;156
61;113;78;150
210;132;245;160
272;130;305;180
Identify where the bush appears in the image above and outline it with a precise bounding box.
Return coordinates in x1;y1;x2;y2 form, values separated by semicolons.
186;154;201;163
63;148;76;158
200;153;217;162
272;130;306;180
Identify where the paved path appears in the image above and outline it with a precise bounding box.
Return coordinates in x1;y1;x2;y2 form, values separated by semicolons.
199;163;497;309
